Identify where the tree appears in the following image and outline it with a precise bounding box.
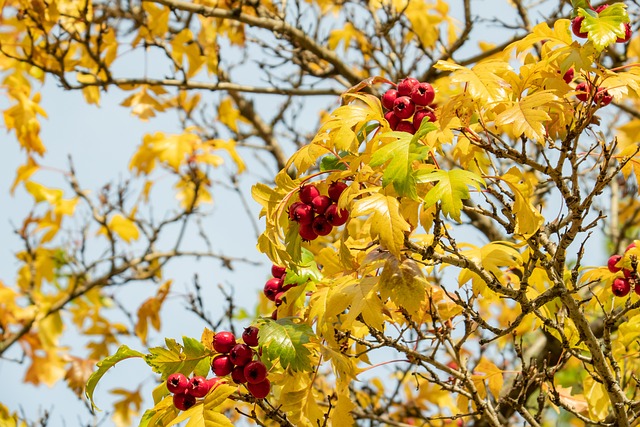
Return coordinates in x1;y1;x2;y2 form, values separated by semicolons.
1;0;640;425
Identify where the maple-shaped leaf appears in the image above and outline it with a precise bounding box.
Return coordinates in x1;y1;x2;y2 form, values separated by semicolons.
508;20;572;56
278;374;325;427
351;191;411;257
418;169;485;222
135;281;172;344
472;358;503;399
85;345;145;411
370;121;436;199
379;257;427;317
495;90;561;142
434;60;512;103
284;247;322;287
329;276;386;330
111;386;143;427
500;167;545;237
578;4;629;51
145;336;211;379
100;213;140;243
257;319;315;372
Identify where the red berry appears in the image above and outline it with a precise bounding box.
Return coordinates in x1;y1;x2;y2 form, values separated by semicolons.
396;120;416;133
328;181;348;202
413;109;436;130
325;204;349;227
397;77;420;96
242;326;260;347
212;355;234;376
384;110;400;129
393;96;415;120
626;242;637;252
595;5;607;13
173;392;196;411
299;222;318;241
232;366;247;384
271;309;278;320
595;88;612;106
167;373;189;394
562;68;574;84
572;16;588;38
624;269;634;279
575;82;590;102
381;89;398;110
299;185;320;205
274;291;286;306
213;331;236;353
311;195;332;215
635;283;640;295
244;361;268;384
247;379;271;399
312;216;333;236
263;277;283;301
608;255;622;273
188;376;211;398
271;264;286;278
229;344;254;366
410;82;435;106
612;278;631;297
288;202;314;224
207;377;223;390
617;23;632;43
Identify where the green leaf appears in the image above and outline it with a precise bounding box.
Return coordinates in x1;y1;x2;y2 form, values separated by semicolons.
285;247;322;286
419;169;485;222
257;318;315;372
370;121;436;199
139;396;179;427
145;336;210;380
579;4;629;51
319;154;347;172
85;345;145;411
571;0;590;17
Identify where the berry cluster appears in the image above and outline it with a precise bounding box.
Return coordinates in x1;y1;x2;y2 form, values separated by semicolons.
167;373;222;410
576;81;612;106
264;264;295;319
210;328;271;399
608;242;638;297
571;4;632;43
381;77;436;134
288;181;349;241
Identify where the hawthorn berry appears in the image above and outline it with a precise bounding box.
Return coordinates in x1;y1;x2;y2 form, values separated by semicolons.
274;291;286;307
328;181;348;203
247;379;271;399
232;366;247;384
312;216;333;236
396;120;416;134
207;377;223;390
393;96;415;120
299;185;320;205
397;77;420;96
311;195;332;215
288;202;314;224
213;331;236;354
575;82;590;102
242;326;260;347
381;89;398;110
617;23;632;43
299;222;318;241
571;16;588;38
595;88;612;106
410;82;435;106
173;392;197;411
612;278;631;297
271;309;278;320
263;277;283;301
608;254;622;273
624;268;633;279
244;361;268;384
562;68;575;84
325;203;349;227
271;264;286;279
384;110;400;129
167;373;189;394
626;242;637;252
211;354;234;376
188;376;211;398
413;109;436;130
229;344;254;366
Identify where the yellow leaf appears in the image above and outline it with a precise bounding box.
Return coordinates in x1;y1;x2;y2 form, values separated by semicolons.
434;60;512;103
106;214;140;243
583;375;609;421
330;390;356;426
495;90;561;142
218;98;249;133
111;387;143;427
379;257;427;317
500;167;544;237
11;158;39;194
472;358;503;399
351;191;410;258
208;139;245;173
135;281;172;344
25;181;63;204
